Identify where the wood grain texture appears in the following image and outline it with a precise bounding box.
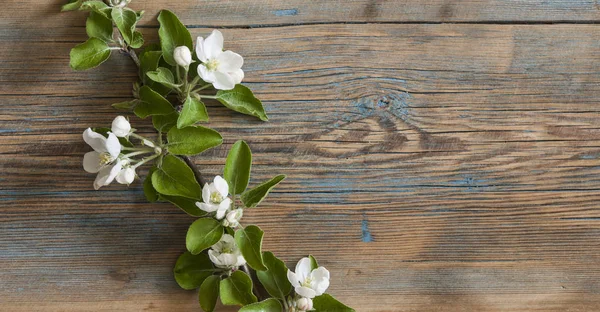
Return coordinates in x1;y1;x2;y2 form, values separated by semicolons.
2;0;600;311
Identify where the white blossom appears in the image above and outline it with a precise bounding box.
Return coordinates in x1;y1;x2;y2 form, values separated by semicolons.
83;128;123;190
287;257;330;299
195;30;244;90
111;116;131;137
115;167;136;185
196;176;232;219
173;46;193;67
107;0;130;8
296;297;313;311
208;234;246;268
223;208;243;228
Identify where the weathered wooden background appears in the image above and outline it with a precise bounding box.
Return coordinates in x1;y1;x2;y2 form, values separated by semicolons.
2;0;600;311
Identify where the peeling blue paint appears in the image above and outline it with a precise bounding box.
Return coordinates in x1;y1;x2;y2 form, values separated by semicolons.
361;219;373;242
580;154;599;160
274;8;298;16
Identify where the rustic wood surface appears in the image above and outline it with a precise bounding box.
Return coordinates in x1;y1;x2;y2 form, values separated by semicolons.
2;0;600;311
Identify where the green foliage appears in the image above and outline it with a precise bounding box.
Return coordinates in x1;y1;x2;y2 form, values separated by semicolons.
234;225;266;271
130;31;144;48
177;96;209;129
256;252;292;299
146;67;180;89
86;11;113;43
173;252;215;290
238;298;282;312
199;275;220;312
158;10;193;66
112;99;141;111
151;154;202;199
143;167;159;202
224;140;252;195
186;218;224;255
313;294;355;312
152;112;178;133
219;271;257;306
160;194;206;217
309;255;319;271
69;37;111;70
134;86;175;118
80;1;111;18
61;0;83;12
241;175;286;208
216;85;268;121
166;126;223;156
111;7;138;45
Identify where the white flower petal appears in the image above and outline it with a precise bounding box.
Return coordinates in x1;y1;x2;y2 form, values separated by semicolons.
208;249;220;266
83;128;108;153
93;161;122;190
295;257;312;282
212;71;236;90
111;116;131;137
83;151;103;173
116;167;135;185
310;267;330;295
195;36;207;62
105;133;122;159
197;202;219;213
173;46;192;67
295;286;317;299
204;29;224;60
216;50;243;72
213;176;229;197
202;183;211;203
221;234;235;245
229;68;244;85
235;255;246;267
215;200;230;220
287;270;300;288
198;64;216;83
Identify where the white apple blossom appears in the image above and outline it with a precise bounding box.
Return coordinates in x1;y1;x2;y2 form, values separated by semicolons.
196;176;232;219
223;208;243;228
195;30;244;90
111;116;131;137
83;128;123;190
107;0;130;8
287;257;330;299
115;167;136;185
296;297;313;311
208;234;246;268
173;46;192;67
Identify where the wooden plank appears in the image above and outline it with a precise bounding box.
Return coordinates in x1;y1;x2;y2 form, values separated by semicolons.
3;0;600;27
3;10;600;312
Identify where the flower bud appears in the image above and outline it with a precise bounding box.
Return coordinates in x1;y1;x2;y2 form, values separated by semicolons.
173;46;192;67
296;297;313;311
111;116;131;137
225;208;243;227
116;167;136;185
107;0;130;8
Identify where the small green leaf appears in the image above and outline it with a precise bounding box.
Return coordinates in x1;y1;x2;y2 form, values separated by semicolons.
177;96;209;129
219;271;257;306
241;175;286;208
151;154;202;199
130;31;144;48
216;85;268;121
224;140;252;195
313;294;355;312
256;252;292;299
146;67;179;89
139;50;162;82
152;111;178;133
309;255;318;271
158;10;193;66
134;85;175;118
69;37;111;70
112;99;141;111
111;7;137;45
166;126;222;156
61;0;83;12
234;225;266;271
80;1;111;18
173;252;215;290
186;218;224;255
86;11;113;43
143;167;158;202
239;298;282;312
159;194;206;217
199;275;220;312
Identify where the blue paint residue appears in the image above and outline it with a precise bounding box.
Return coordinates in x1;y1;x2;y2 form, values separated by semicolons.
580;154;599;160
361;219;373;242
274;8;298;16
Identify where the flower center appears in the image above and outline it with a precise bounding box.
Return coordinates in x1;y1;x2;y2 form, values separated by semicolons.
99;152;114;166
210;191;223;204
301;277;313;288
205;59;219;72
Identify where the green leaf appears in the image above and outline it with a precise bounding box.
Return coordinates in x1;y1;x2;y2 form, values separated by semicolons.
134;85;175;118
256;252;292;299
216;85;268;121
224;140;252;195
199;275;220;312
159;194;206;217
146;67;180;89
69;37;111;70
234;225;266;271
158;10;193;66
61;0;83;12
111;7;137;45
151;154;202;199
112;99;141;111
143;167;158;202
173;252;215;290
239;298;282;312
241;175;286;208
219;271;257;306
177;95;208;129
186;218;224;255
130;31;144;49
167;126;222;156
140;50;162;82
80;1;111;18
152;111;178;133
309;255;318;271
313;294;355;312
86;11;113;42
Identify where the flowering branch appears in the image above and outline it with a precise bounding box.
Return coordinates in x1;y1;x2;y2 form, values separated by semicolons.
63;1;354;311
